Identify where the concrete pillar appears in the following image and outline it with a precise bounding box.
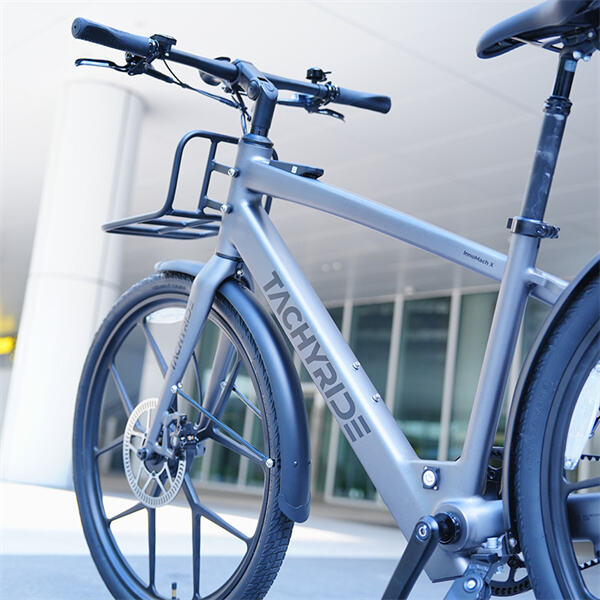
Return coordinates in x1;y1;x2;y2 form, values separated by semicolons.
0;82;143;488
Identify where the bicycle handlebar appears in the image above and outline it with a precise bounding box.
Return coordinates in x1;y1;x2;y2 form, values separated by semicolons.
265;73;391;114
71;17;391;115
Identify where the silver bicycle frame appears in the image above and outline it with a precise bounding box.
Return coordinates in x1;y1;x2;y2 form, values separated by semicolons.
146;135;567;579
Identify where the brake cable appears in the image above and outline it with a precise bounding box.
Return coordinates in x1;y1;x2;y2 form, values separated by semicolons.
160;59;244;110
75;53;253;128
75;53;341;125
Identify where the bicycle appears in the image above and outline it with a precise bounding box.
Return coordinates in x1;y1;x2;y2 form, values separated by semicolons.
70;1;599;599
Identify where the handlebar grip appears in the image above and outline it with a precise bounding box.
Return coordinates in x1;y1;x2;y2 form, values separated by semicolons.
335;87;391;114
72;18;154;57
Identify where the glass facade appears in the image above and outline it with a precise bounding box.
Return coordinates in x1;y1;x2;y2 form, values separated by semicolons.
522;297;551;358
333;302;394;500
448;292;497;460
394;297;450;459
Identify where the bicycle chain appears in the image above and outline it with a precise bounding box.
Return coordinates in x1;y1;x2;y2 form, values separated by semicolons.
580;557;600;571
581;453;600;461
489;451;600;596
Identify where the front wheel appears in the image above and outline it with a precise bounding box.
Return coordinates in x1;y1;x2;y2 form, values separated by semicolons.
73;273;293;599
513;266;600;599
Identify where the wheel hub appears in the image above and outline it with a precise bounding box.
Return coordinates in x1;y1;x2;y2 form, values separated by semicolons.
122;397;186;507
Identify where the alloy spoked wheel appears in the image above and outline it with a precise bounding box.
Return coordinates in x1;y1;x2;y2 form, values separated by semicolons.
73;273;292;600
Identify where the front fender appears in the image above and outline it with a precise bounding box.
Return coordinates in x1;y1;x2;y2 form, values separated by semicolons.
155;259;311;522
503;252;600;535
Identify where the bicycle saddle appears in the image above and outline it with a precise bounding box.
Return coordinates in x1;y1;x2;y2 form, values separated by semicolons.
477;0;599;58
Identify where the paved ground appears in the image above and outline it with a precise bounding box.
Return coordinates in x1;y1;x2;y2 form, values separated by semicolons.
0;481;534;599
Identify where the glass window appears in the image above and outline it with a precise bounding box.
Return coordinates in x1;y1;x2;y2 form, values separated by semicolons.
394;297;451;459
207;368;255;484
333;302;393;500
328;306;344;331
315;408;332;496
333;435;376;500
350;302;393;393
448;292;497;460
494;296;552;447
522;297;551;359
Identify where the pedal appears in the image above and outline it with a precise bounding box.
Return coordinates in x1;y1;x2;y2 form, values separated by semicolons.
382;513;460;600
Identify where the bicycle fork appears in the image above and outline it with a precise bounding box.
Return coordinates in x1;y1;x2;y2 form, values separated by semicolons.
142;253;237;457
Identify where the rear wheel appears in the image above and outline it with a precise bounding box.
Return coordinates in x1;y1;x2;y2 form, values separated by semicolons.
513;267;600;599
73;273;293;599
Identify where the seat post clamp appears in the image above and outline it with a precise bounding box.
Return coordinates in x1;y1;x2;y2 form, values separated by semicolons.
506;216;560;239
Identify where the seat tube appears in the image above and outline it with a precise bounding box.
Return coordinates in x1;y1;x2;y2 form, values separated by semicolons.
460;53;578;486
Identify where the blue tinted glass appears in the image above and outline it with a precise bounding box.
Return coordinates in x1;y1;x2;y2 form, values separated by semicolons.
394;297;450;459
448;292;497;460
333;302;393;500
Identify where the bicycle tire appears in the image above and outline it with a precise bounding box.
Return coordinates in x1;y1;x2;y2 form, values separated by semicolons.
73;272;293;600
513;266;599;600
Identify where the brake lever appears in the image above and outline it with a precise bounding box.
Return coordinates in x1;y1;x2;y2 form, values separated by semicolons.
75;58;129;72
277;94;345;121
75;55;168;82
308;107;345;121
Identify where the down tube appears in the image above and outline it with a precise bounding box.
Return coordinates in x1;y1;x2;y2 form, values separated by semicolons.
232;203;426;522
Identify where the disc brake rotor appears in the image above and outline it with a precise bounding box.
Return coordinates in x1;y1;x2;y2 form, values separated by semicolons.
122;397;186;507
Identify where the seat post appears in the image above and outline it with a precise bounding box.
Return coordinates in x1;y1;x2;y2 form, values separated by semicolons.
520;53;577;221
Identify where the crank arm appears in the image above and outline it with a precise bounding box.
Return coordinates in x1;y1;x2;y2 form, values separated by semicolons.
382;516;441;600
383;513;461;599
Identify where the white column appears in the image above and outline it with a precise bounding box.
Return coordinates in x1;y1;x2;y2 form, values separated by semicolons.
0;82;143;488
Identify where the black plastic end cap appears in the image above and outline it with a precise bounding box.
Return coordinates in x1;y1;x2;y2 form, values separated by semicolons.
72;17;86;38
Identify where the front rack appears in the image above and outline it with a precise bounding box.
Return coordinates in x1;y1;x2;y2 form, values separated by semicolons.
103;130;268;240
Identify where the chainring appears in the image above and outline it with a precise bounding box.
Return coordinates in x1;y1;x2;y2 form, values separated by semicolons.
491;555;531;596
122;397;186;507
